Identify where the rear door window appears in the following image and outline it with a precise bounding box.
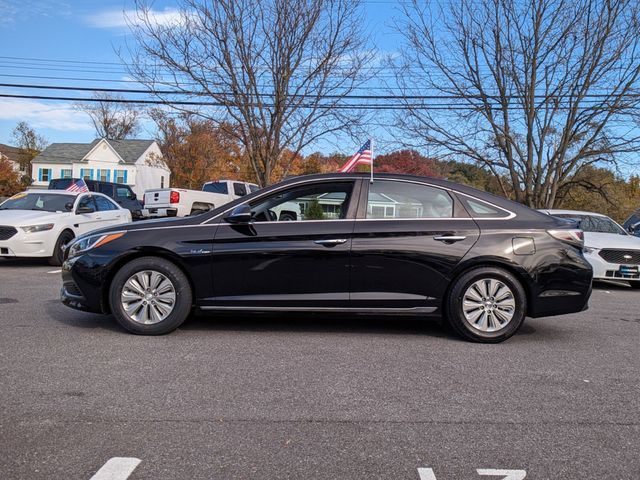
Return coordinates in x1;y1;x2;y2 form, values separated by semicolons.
366;180;453;219
234;183;248;197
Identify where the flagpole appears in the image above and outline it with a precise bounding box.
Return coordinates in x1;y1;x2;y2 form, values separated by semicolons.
370;137;374;183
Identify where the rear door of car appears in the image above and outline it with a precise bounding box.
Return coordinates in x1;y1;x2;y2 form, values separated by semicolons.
350;179;480;311
94;194;127;226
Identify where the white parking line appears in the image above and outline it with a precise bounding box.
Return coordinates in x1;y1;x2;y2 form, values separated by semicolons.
47;269;62;274
477;469;526;479
89;457;141;480
417;468;437;480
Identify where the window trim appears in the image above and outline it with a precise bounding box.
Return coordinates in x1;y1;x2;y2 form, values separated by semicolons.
203;176;515;225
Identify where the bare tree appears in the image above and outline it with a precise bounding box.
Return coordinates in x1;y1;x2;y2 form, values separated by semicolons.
393;0;640;208
78;93;141;140
125;0;371;186
11;122;48;171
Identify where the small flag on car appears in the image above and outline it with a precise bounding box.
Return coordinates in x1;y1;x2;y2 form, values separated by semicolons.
339;139;373;173
66;178;89;193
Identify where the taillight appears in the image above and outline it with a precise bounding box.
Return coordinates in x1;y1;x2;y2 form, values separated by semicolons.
547;229;584;248
169;191;180;204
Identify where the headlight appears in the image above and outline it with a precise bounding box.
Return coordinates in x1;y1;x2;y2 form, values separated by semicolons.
21;223;54;233
583;246;599;254
68;231;126;258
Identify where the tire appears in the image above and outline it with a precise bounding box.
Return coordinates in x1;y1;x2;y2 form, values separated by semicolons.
629;282;640;289
108;256;193;335
445;267;527;343
49;230;74;266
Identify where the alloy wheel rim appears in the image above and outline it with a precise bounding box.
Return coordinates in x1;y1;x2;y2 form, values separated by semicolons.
120;270;176;324
462;278;515;333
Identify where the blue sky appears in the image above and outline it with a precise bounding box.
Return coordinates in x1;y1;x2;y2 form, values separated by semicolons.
0;0;402;152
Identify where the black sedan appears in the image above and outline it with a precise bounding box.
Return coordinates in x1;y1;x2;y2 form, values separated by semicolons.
61;173;592;343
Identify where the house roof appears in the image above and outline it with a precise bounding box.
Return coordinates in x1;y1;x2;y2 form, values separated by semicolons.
31;139;155;165
0;143;21;163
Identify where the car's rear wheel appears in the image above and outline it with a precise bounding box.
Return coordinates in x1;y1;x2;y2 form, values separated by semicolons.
49;230;74;266
446;267;526;343
109;256;193;334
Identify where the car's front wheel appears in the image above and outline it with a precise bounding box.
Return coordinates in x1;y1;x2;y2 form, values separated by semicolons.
49;230;74;266
109;256;193;334
628;281;640;289
445;267;527;343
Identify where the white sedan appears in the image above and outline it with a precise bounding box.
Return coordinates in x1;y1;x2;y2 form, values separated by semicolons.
540;209;640;289
0;190;132;265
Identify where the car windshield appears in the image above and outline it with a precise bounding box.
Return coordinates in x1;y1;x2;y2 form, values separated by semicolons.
203;182;228;194
0;193;75;212
554;213;627;235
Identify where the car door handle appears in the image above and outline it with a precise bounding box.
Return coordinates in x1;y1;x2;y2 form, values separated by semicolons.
314;238;348;246
433;235;467;243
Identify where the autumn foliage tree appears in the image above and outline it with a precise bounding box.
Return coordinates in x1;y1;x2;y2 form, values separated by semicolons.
0;157;25;197
151;110;249;189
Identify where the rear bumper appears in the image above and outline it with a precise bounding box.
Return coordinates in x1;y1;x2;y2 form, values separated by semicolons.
141;207;178;218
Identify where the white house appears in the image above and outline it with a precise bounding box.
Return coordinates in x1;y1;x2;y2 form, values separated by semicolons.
30;138;171;197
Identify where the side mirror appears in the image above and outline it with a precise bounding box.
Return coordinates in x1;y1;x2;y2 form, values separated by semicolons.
131;193;137;200
77;206;95;214
225;204;252;224
64;202;74;211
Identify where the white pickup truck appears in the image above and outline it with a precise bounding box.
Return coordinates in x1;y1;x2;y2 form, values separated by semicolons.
141;180;260;218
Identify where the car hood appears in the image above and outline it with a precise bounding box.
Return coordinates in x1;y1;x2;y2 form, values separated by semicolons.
0;209;68;226
584;231;640;249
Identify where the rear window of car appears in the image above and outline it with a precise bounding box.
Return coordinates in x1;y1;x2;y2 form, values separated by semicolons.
203;182;228;194
48;178;74;190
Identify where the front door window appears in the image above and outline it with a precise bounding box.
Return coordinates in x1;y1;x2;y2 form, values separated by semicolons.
250;182;353;222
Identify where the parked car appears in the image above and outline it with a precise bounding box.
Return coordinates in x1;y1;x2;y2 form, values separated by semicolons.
61;173;592;342
622;210;640;236
540;209;640;288
0;190;132;265
49;178;144;220
142;180;259;218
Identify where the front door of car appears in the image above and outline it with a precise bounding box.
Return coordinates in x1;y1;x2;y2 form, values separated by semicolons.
73;195;103;235
210;180;361;308
350;179;480;310
94;195;126;226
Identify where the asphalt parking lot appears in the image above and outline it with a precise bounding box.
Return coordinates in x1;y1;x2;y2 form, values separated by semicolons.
0;259;638;480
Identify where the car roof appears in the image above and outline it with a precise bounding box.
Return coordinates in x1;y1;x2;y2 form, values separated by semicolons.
24;189;112;200
25;189;81;196
539;209;609;218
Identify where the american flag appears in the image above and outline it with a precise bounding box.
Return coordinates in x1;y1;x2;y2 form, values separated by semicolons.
65;179;89;193
339;139;373;173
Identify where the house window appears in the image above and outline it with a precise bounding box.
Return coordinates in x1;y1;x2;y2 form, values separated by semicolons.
97;169;110;182
161;176;165;188
114;170;127;184
80;168;93;181
39;168;52;182
61;169;72;179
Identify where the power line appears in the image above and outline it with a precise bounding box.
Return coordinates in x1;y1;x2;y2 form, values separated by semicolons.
1;82;638;102
0;92;629;111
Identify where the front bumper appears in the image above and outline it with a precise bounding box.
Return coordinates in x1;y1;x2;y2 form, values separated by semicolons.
0;229;56;258
60;254;107;314
584;250;640;283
